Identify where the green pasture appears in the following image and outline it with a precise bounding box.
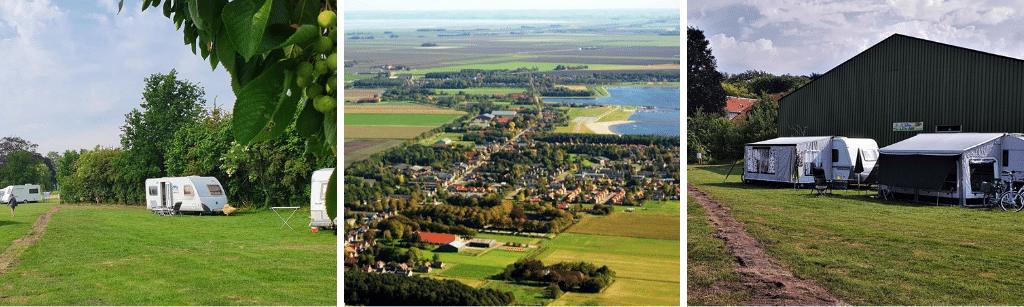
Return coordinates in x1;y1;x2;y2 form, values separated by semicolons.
546;233;678;260
567;213;679;240
0;205;336;305
541;249;679;283
638;200;681;215
690;164;1024;305
419;132;474;147
551;278;680;306
687;195;747;305
344;113;462;126
343;100;422;107
482;280;551;306
0;198;57;252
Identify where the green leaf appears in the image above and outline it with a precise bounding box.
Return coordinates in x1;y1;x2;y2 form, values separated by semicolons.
251;80;301;143
118;0;124;13
222;0;274;62
282;44;303;59
215;28;237;74
187;0;226;37
231;61;291;146
325;169;336;222
304;130;327;157
275;24;320;50
290;0;321;27
295;97;324;138
163;0;173;17
323;109;337;155
142;0;151;11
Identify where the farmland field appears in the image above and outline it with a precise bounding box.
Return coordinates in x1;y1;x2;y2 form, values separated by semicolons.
482;280;551;306
567;212;680;240
437;87;529;95
690;164;1024;305
343;88;386;101
344;139;405;166
0;203;335;305
637;200;681;215
344;125;435;139
344;103;466;115
473;232;542;245
344;114;463;126
550;278;680;306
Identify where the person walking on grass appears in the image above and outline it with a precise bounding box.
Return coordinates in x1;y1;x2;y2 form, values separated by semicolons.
7;196;15;217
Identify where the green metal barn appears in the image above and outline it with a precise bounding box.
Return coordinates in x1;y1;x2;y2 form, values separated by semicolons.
778;34;1024;147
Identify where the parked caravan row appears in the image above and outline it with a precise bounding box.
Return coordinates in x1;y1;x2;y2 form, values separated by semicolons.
743;136;879;187
0;184;42;204
874;133;1024;206
145;169;337;233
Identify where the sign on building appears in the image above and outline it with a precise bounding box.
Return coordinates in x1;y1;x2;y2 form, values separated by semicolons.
893;122;923;131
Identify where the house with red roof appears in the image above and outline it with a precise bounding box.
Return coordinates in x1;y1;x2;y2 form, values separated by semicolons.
725;96;758;121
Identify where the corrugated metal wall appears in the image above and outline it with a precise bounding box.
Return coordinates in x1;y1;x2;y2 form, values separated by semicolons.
779;34;1024;147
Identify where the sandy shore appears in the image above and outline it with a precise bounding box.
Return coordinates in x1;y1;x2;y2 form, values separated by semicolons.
586;120;636;135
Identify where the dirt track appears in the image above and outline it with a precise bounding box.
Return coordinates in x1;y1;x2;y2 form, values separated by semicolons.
0;205;60;274
687;184;847;306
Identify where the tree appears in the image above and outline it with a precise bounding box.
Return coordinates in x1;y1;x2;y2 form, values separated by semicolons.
687;26;726;117
120;69;207;203
123;0;339;220
546;283;564;298
738;93;780;145
0;151;44;188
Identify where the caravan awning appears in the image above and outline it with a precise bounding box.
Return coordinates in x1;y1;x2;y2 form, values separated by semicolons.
747;136;831;146
880;133;1005;155
877;154;957;190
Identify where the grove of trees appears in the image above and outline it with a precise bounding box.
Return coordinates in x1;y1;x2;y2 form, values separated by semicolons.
345;271;516;305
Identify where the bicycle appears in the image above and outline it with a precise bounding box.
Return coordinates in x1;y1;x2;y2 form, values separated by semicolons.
998;171;1024;212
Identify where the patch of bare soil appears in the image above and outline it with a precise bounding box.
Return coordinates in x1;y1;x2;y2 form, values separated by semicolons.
687;184;847;306
0;205;60;274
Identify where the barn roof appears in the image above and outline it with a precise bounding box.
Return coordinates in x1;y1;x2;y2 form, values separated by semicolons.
418;232;459;245
747;136;831;146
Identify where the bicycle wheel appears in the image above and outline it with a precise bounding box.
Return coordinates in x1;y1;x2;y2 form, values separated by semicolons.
999;192;1023;211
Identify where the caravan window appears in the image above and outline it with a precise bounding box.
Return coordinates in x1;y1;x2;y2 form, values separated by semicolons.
747;147;772;174
183;185;194;198
148;186;158;196
207;184;223;196
29;188;38;194
861;149;878;162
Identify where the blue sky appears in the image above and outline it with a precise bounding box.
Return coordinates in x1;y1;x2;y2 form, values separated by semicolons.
688;0;1024;76
345;0;679;11
0;0;233;154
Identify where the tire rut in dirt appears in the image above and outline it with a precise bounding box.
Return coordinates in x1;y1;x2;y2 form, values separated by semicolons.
0;205;61;274
687;184;847;306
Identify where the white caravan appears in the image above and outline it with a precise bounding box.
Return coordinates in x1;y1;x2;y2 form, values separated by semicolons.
144;176;228;214
0;184;42;203
744;136;879;186
309;168;336;233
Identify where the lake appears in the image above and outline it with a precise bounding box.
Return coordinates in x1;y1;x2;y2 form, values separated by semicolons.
544;87;681;136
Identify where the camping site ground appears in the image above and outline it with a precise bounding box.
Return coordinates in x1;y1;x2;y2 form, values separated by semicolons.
0;196;336;306
689;164;1024;305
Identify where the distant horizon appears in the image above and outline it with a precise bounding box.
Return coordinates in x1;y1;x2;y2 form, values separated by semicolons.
345;0;678;12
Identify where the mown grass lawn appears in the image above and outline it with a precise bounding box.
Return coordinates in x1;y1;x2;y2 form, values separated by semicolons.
690;164;1024;305
0;205;336;306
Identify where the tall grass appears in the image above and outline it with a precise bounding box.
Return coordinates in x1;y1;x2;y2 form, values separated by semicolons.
690;164;1024;305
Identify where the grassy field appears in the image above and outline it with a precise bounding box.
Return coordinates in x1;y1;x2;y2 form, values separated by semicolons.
419;132;475;147
344;114;462;126
482;280;551;306
690;164;1024;305
566;212;679;240
550;278;680;306
637;200;681;215
0;204;335;305
344;103;466;115
596;107;635;122
687;195;747;305
344;125;435;139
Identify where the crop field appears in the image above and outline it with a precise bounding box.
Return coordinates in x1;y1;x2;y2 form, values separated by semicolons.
567;212;679;240
344;125;435;140
342;88;386;101
344;104;466;115
344;139;405;166
542;214;680;306
419;132;474;147
690;164;1024;305
344;114;463;126
0;202;335;305
436;87;529;95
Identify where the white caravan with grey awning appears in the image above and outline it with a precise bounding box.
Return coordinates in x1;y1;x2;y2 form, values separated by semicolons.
876;133;1024;206
743;136;879;186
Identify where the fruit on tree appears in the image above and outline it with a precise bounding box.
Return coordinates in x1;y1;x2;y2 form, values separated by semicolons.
314;95;336;113
318;11;337;29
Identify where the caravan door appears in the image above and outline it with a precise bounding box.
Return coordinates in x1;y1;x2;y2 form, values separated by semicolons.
160;182;173;209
